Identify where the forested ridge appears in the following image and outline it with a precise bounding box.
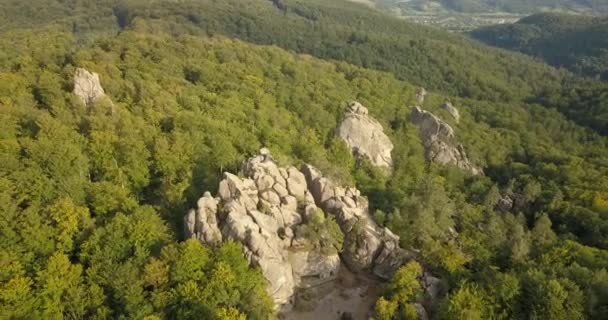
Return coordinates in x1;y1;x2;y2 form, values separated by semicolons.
1;0;608;319
472;13;608;81
2;0;607;134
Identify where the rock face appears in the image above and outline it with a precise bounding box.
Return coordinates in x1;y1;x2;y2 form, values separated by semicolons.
301;164;411;279
442;100;460;123
185;149;415;310
73;68;108;107
336;101;394;168
184;192;222;245
185;149;341;308
410;107;482;175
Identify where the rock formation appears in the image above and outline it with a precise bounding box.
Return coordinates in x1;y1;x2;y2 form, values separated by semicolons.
301;164;411;279
419;272;446;317
416;87;427;105
73;68;108;107
185;148;413;310
184;192;222;245
495;192;526;213
442;100;460;123
496;195;515;213
411;107;482;175
185;149;341;308
336;101;394;168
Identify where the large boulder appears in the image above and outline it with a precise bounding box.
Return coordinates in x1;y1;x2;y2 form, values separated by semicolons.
416;87;427;105
410;107;482;175
336;101;394;168
442;100;460;123
73;68;108;107
496;195;515;213
495;192;525;213
373;228;415;279
421;272;447;310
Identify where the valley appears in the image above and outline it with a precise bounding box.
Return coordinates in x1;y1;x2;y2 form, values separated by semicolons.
395;11;523;31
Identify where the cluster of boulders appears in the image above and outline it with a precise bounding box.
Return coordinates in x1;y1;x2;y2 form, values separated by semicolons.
73;68;109;107
184;148;411;310
301;164;411;279
184;100;478;313
336;102;394;168
185;149;340;307
410;106;482;175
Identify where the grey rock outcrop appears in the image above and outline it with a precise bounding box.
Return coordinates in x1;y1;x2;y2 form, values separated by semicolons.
411;107;482;175
496;195;514;213
185;149;340;308
442;100;460;123
495;193;525;213
184;192;222;245
301;164;411;279
186;149;431;312
416;87;427;105
336;102;394;168
73;68;108;107
421;272;447;311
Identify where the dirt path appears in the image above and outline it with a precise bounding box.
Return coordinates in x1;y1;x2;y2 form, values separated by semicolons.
281;266;383;320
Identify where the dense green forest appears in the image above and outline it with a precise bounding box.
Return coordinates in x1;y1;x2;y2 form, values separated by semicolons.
1;0;608;319
2;0;607;133
472;13;608;80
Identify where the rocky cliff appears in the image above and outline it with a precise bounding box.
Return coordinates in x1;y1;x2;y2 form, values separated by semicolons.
336;102;394;168
184;148;411;310
411;107;482;175
73;68;108;107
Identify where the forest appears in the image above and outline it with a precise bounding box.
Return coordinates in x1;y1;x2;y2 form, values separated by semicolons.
0;0;607;319
472;12;608;81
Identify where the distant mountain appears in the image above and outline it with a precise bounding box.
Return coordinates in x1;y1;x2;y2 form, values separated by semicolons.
471;13;608;80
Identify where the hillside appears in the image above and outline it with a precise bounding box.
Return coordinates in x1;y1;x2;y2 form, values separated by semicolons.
1;0;608;319
0;0;563;102
471;13;608;80
2;0;607;133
